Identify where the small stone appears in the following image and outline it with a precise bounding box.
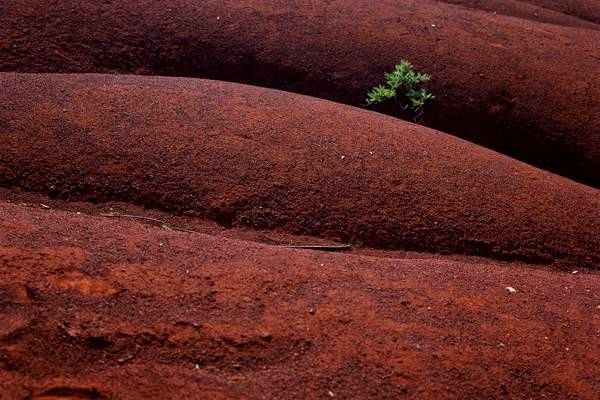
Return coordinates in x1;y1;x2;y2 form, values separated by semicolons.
572;270;578;274
39;204;50;209
260;333;273;342
328;391;335;397
505;286;517;293
65;327;81;338
340;155;346;160
308;307;316;315
118;355;134;364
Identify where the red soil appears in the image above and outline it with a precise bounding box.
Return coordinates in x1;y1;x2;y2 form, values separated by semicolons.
1;200;599;399
1;2;598;396
1;73;599;268
0;187;539;266
437;0;600;30
522;0;600;24
1;0;599;186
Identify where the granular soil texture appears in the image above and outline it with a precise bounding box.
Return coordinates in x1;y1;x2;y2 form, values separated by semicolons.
1;201;599;399
521;0;600;24
437;0;600;29
1;0;599;186
1;73;598;268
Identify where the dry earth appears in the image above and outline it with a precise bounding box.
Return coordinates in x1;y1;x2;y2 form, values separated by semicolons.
1;202;599;399
0;0;599;185
1;73;598;268
0;1;599;399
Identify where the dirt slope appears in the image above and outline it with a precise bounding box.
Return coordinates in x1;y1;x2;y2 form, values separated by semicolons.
1;0;599;186
1;201;599;399
436;0;600;29
523;0;600;24
1;73;598;268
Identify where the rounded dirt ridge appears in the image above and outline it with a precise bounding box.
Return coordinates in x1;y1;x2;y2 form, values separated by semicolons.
1;0;599;186
1;2;599;399
1;73;598;268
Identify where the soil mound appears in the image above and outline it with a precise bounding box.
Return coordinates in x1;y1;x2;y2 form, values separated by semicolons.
437;0;599;29
1;201;599;399
1;0;599;185
523;0;600;24
1;73;598;268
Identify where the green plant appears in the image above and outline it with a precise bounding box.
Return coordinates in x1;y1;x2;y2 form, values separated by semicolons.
366;60;434;120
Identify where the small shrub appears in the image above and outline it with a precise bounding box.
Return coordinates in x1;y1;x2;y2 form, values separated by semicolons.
366;60;434;120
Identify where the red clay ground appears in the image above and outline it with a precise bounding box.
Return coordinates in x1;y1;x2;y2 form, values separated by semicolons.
522;0;600;24
1;73;599;268
1;2;599;398
1;201;599;399
1;0;599;186
437;0;600;29
0;187;544;267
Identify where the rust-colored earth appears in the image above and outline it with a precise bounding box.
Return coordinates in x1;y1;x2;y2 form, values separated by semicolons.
440;0;600;27
1;201;599;399
1;0;599;186
1;1;599;399
1;73;599;268
522;0;600;24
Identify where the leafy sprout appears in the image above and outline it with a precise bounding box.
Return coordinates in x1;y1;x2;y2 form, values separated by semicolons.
366;60;434;120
